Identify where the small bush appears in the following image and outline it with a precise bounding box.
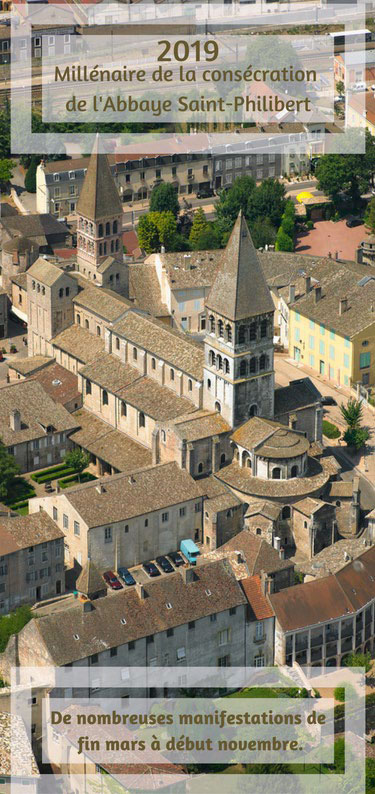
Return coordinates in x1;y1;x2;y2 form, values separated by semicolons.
31;463;74;480
322;419;341;439
58;472;97;489
334;686;345;702
33;467;76;484
8;500;29;510
306;220;314;230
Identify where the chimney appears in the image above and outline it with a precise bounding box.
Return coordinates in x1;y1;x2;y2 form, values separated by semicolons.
315;286;322;303
289;284;295;304
83;600;94;613
279;547;285;560
10;409;21;432
339;297;348;315
95;483;105;494
136;583;145;600
260;570;274;596
160;245;165;254
128;475;135;484
273;536;281;551
180;566;196;584
235;551;243;564
183;254;192;271
305;276;311;293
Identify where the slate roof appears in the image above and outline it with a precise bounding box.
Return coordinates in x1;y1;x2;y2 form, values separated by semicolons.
76;134;122;220
70;409;152;472
62;462;202;527
0;214;69;243
3;236;34;253
206;212;274;321
274;378;322;415
51;325;105;365
33;559;245;664
270;545;375;632
0;380;79;446
0;510;63;556
112;311;204;380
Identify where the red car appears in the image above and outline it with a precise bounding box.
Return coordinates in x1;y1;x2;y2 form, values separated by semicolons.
103;571;122;590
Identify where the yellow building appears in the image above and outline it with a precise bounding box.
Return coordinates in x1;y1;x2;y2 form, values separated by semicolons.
288;264;375;389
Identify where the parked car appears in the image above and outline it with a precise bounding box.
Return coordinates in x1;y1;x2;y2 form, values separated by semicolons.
142;561;161;577
321;395;337;406
346;216;362;227
196;187;215;199
103;570;122;590
117;566;136;586
156;555;174;573
168;551;184;567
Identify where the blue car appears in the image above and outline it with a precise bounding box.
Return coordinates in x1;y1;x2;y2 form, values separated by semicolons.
117;566;136;586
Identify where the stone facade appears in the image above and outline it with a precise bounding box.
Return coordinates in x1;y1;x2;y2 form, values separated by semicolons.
27;261;79;357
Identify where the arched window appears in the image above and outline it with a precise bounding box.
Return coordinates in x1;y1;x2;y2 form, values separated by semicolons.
96;326;101;337
209;350;215;366
170;368;175;381
102;390;108;406
115;239;119;251
76;313;81;325
198;463;203;473
215;401;221;413
209;315;215;333
105;222;110;236
259;354;266;371
207;378;211;390
249;404;258;417
240;360;247;377
99;243;103;256
188;379;192;391
238;325;246;344
220;453;226;465
86;379;91;395
218;319;224;338
161;430;166;442
113;220;118;234
98;224;103;237
224;359;230;374
246;457;252;468
151;357;156;369
115;337;120;350
85;319;89;329
250;357;257;373
103;242;107;255
217;355;223;371
139;412;145;428
260;319;268;338
226;323;232;342
291;465;298;478
121;401;127;417
282;505;291;519
272;467;281;480
249;323;257;341
256;528;262;536
133;347;137;360
110;240;114;253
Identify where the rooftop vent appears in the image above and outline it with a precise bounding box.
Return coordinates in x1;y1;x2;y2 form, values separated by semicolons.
166;602;172;610
73;634;79;640
205;589;212;596
52;379;62;387
96;484;105;494
120;618;127;625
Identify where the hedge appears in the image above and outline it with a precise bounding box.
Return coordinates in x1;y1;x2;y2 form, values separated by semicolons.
32;467;76;484
322;420;341;440
31;463;76;481
58;472;97;489
8;499;29;510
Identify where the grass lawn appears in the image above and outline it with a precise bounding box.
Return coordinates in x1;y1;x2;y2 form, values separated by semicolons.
227;687;280;699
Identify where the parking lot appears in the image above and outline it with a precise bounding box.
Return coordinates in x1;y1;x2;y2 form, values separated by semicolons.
102;550;195;593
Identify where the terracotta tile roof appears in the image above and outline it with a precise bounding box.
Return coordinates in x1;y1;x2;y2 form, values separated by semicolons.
29;361;80;408
70;409;152;473
112;311;204;380
0;380;79;446
33;559;246;664
240;575;275;620
0;510;63;556
76;134;122;220
270;546;375;632
51;324;105;365
222;529;293;574
206;212;274;321
62;461;202;527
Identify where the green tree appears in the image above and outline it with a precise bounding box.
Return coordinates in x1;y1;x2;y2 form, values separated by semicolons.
0;158;15;192
189;207;209;248
316;153;368;211
149;183;180;217
336;80;345;97
250;216;276;249
64;449;90;482
343;426;370;451
247;178;287;229
24;157;38;193
275;227;294;252
366;197;375;234
0;440;20;500
138;214;160;254
340;397;364;428
150;211;177;248
191;221;223;250
215;175;256;231
0;605;32;653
